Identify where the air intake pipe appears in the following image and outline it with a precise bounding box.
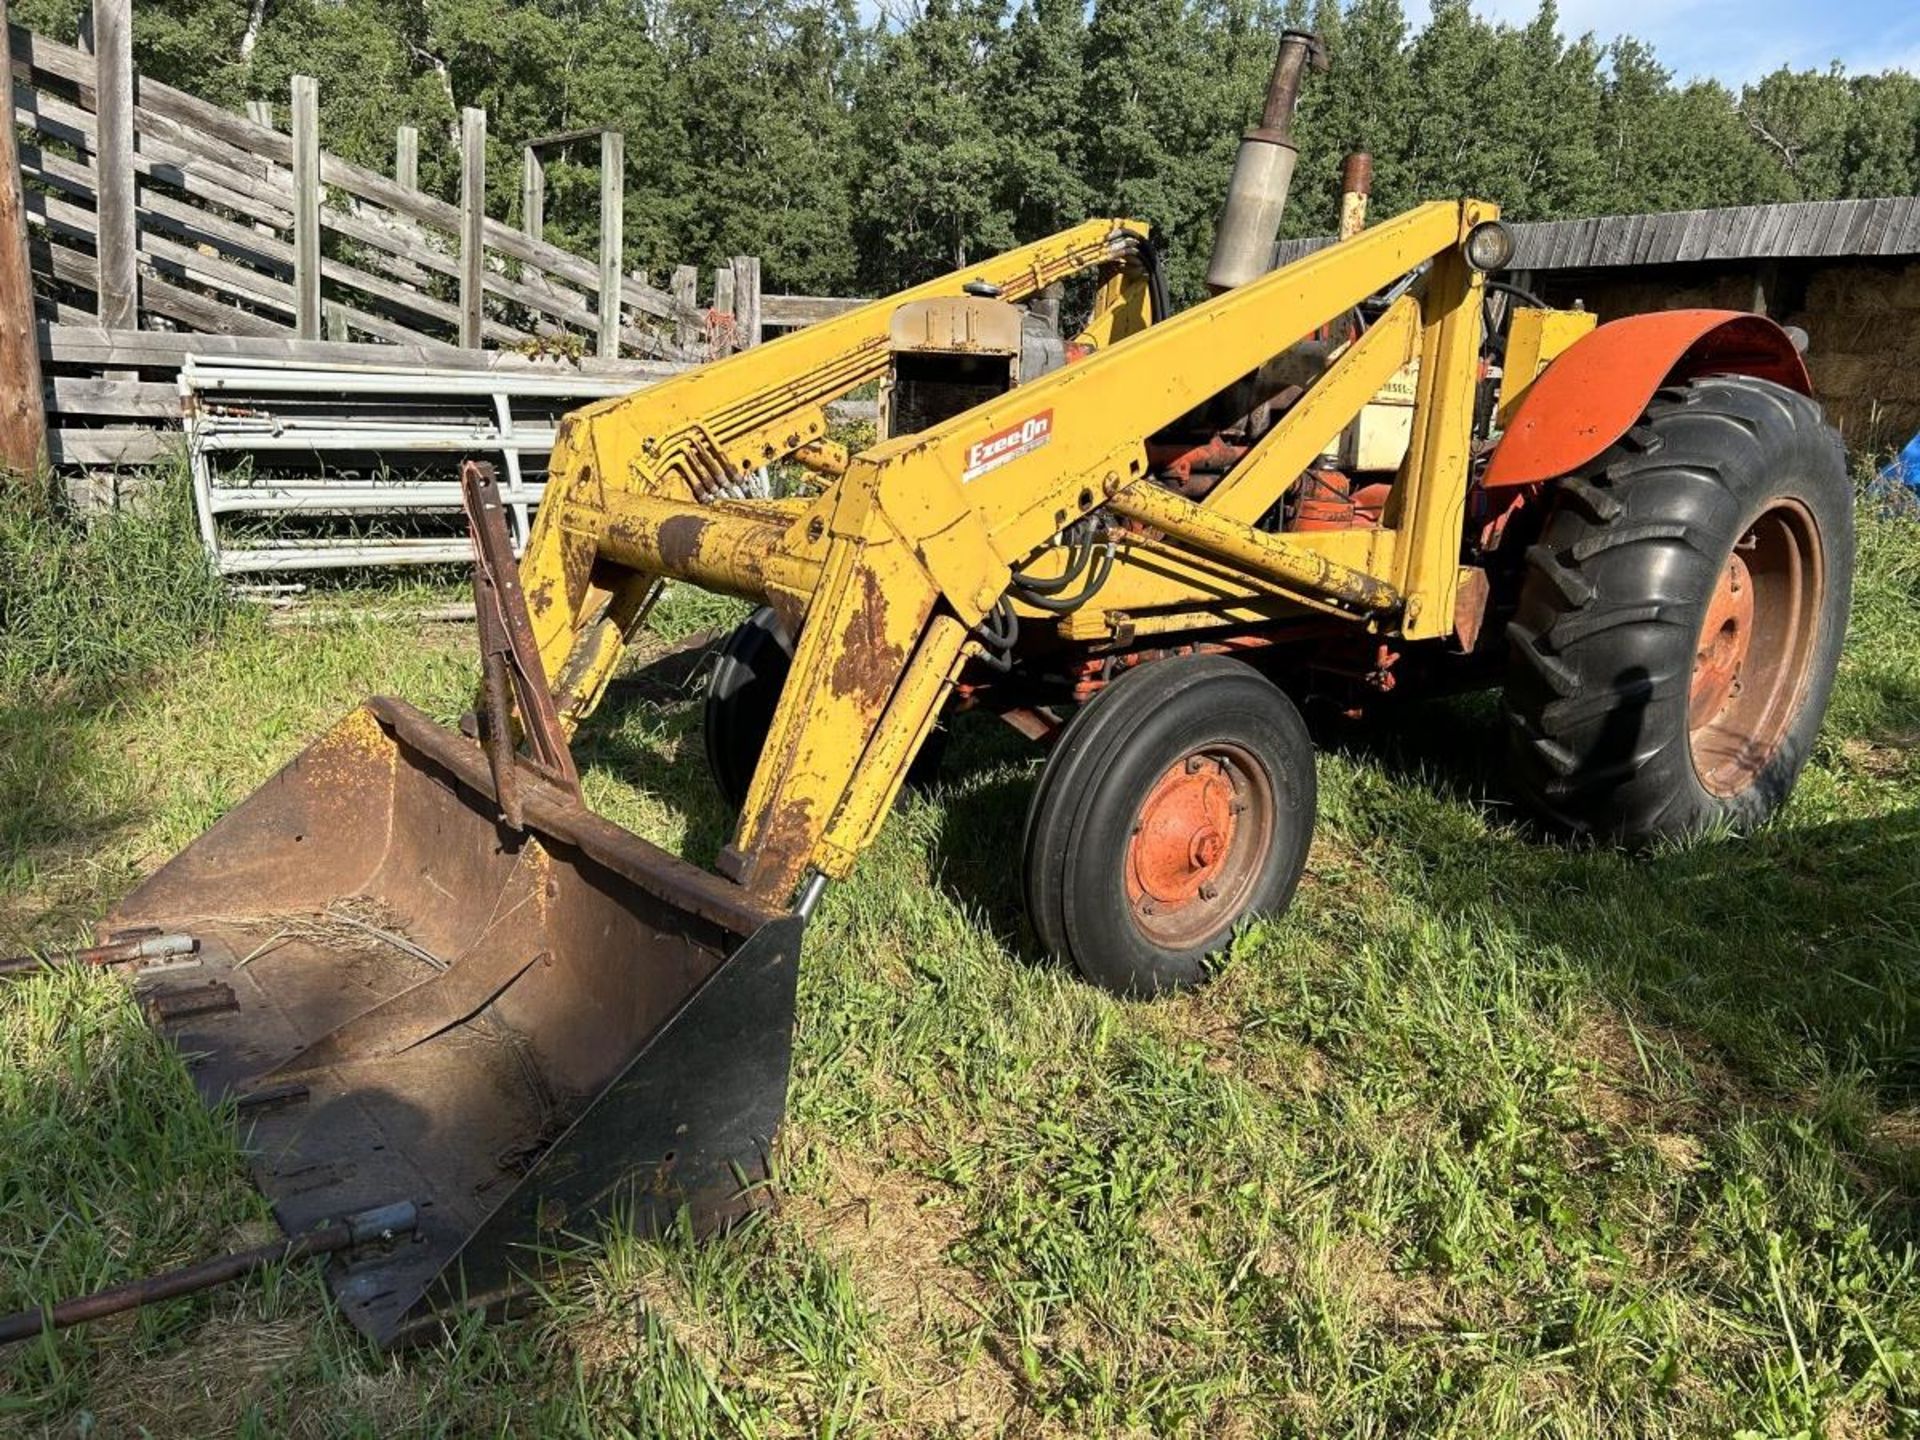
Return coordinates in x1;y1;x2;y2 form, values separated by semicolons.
1205;29;1328;293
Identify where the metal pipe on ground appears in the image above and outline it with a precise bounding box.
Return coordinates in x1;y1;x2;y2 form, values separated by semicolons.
0;932;198;979
1204;29;1328;294
0;1202;418;1344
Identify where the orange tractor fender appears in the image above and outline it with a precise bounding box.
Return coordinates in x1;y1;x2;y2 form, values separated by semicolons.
1482;309;1812;489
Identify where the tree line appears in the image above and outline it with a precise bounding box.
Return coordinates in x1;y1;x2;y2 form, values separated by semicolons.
16;0;1920;302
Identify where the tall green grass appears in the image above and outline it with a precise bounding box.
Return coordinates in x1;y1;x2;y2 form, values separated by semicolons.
0;464;229;699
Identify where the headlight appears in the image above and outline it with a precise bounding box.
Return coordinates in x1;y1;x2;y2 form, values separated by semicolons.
1463;221;1515;273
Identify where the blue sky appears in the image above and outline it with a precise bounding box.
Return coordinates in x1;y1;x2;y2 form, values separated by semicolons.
1469;0;1920;86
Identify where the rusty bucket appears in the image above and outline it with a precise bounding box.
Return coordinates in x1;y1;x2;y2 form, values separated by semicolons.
106;696;801;1346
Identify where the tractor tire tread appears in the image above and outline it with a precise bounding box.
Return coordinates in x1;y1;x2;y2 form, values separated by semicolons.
1504;373;1850;840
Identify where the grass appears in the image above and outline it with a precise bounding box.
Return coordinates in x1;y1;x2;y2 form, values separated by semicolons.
4;476;1920;1435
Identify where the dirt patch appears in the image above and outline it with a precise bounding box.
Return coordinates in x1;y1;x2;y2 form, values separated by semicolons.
85;1311;320;1437
783;1147;1026;1435
1841;737;1914;780
1327;1236;1448;1335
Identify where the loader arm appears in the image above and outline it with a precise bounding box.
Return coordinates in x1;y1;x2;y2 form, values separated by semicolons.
522;218;1154;727
523;199;1497;908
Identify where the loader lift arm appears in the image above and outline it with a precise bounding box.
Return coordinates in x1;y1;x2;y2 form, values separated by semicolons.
519;199;1498;907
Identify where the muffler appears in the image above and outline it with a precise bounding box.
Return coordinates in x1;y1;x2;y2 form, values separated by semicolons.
1205;29;1328;293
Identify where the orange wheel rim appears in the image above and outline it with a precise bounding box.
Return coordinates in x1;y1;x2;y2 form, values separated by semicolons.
1689;499;1823;797
1125;744;1275;949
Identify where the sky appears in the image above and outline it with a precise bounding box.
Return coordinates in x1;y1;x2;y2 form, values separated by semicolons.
1468;0;1920;87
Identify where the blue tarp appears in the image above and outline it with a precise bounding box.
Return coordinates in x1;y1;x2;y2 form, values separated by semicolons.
1869;431;1920;516
1887;432;1920;493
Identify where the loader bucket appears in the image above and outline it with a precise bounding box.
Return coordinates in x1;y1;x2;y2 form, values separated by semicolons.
105;695;801;1347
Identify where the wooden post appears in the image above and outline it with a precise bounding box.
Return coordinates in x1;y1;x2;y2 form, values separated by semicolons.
521;146;544;244
730;254;761;349
670;263;697;351
93;0;137;332
246;100;272;128
713;265;735;323
395;125;419;190
290;75;321;339
458;107;486;350
596;129;623;358
0;4;46;476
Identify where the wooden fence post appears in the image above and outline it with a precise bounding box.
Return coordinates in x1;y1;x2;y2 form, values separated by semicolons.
730;254;761;349
713;264;735;351
395;125;418;190
245;99;272;127
670;263;697;351
458;107;486;350
290;75;321;339
0;3;46;475
93;0;136;332
596;129;623;358
521;146;543;244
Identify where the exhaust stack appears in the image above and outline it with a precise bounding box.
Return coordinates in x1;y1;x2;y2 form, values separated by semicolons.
1205;29;1327;293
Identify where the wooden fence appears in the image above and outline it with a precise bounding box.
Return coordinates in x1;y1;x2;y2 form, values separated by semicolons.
3;8;865;474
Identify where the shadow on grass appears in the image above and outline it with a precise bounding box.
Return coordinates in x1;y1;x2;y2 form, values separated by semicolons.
1321;688;1920;1118
923;713;1051;964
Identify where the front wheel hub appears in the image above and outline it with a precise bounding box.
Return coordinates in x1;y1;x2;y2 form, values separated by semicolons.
1126;744;1274;949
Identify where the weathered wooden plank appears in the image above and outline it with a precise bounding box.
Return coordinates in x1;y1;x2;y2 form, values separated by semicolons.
713;264;734;317
671;263;698;348
20;183;98;245
324;296;466;350
0;5;45;474
133;96;285;187
18;83;298;228
48;425;168;465
290;74;320;339
521;145;543;243
322;254;456;333
140;185;293;274
458;106;484;349
141;228;296;315
730;254;760;348
39;323;691;378
597;128;623;357
760;293;864;327
135;146;293;231
246;99;271;127
92;0;136;331
322;201;451;283
140;269;293;337
31;233;95;297
46;374;178;417
395;125;418;191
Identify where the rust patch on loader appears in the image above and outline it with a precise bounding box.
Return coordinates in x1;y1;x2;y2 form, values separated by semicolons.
656;514;712;573
828;568;908;701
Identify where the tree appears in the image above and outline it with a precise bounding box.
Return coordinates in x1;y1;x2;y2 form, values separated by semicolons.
853;0;1012;288
983;0;1090;242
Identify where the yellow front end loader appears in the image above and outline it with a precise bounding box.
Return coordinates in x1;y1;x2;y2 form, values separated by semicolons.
76;31;1849;1343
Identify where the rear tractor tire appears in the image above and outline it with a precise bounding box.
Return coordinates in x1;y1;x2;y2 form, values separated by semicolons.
1022;654;1317;997
1504;374;1852;839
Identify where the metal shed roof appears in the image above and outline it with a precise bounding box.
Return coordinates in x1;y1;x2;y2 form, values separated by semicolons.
1271;196;1920;271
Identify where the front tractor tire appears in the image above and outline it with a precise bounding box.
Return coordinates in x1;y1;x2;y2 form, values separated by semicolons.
1023;654;1317;997
1504;374;1852;840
